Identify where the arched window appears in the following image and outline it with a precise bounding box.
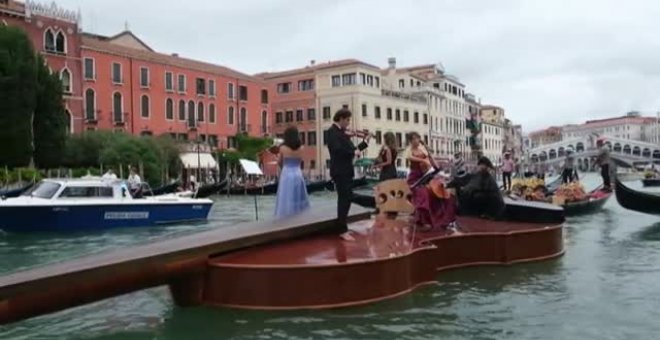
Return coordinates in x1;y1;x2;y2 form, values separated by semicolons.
197;102;205;122
240;107;247;132
113;92;123;123
261;110;268;133
141;95;150;118
209;104;216;123
165;98;174;120
44;28;55;51
84;89;96;120
178;100;185;120
60;68;71;93
55;30;66;53
187;100;196;128
228;106;234;125
64;110;72;134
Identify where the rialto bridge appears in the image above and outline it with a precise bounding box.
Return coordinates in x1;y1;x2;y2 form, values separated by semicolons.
527;136;660;170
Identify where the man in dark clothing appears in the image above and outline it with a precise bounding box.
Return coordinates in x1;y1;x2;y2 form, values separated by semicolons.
459;156;505;219
326;108;369;234
596;139;612;191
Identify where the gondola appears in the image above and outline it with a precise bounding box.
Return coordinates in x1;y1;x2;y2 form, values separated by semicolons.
149;180;181;196
615;177;660;215
324;177;369;191
561;187;611;215
305;180;328;194
641;178;660;187
194;179;228;198
227;181;279;195
0;183;34;198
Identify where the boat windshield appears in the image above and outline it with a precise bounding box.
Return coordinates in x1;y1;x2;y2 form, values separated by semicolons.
23;181;61;199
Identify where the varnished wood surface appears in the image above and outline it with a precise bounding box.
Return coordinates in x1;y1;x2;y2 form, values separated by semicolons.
0;203;371;324
206;216;564;309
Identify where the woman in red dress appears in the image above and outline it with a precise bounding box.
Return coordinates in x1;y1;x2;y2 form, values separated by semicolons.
404;132;457;230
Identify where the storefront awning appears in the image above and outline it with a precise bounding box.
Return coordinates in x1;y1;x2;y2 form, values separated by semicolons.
180;152;218;169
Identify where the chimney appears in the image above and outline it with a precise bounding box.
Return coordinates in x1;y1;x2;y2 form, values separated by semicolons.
172;53;179;57
310;59;316;66
388;57;396;69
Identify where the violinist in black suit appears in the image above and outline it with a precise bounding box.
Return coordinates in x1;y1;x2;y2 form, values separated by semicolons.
326;108;369;235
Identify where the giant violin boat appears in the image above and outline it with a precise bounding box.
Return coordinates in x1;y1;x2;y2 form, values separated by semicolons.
0;179;564;324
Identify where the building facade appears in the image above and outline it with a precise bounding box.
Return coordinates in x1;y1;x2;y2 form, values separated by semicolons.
2;0;270;151
528;127;563;148
1;0;83;134
562;111;656;142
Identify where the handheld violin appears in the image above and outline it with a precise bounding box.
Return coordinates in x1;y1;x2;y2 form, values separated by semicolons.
345;129;375;139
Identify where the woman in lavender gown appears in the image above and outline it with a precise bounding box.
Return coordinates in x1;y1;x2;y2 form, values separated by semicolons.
274;126;310;218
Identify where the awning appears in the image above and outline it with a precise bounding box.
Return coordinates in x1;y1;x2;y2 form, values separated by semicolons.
180;152;218;169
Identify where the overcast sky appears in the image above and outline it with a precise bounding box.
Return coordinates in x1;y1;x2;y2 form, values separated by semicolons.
50;0;660;132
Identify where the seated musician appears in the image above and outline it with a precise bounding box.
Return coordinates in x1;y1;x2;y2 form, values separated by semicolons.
459;156;505;219
404;132;456;230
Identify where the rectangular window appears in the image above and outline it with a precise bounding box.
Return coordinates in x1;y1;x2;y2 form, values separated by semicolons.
165;72;173;91
196;78;206;95
361;104;367;117
227;83;235;99
310;160;316;169
209;104;216;123
209;79;216;97
375;77;380;88
423;113;429;125
308;131;317;146
298;79;314;91
300;132;306;145
342;73;356;86
395;133;402;148
395;109;401;121
323;130;329;145
331;75;341;87
307;108;316;120
84;58;95;80
375;131;382;144
403;110;409;122
296;109;304;121
387;108;392;120
140;67;149;87
367;75;373;86
375;106;381;119
360;73;366;85
275;111;283;124
277;82;291;94
112;63;122;83
414;111;419;123
178;74;186;93
424;135;429;146
323;106;331;120
261;89;268;103
239;85;248;100
285;110;293;123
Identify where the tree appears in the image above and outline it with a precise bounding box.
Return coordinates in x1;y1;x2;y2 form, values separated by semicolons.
0;26;37;167
33;55;67;168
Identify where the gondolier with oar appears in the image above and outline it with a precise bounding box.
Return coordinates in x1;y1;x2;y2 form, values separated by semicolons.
596;138;612;191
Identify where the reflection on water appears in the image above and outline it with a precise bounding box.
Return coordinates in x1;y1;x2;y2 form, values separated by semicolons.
3;175;660;339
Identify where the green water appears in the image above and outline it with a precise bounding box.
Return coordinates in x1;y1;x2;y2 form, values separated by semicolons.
2;176;660;339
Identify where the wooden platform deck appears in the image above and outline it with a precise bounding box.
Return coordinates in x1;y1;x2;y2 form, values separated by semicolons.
0;203;371;325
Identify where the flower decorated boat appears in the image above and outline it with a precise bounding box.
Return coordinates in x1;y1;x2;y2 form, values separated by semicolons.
0;178;213;232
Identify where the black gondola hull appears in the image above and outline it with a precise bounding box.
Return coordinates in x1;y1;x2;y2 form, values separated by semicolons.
615;178;660;215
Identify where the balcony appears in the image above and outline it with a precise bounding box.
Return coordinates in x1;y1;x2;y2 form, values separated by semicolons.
238;123;251;134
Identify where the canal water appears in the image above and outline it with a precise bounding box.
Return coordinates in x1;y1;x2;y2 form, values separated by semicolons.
2;175;660;339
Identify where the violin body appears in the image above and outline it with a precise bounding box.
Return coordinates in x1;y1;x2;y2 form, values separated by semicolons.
345;129;374;139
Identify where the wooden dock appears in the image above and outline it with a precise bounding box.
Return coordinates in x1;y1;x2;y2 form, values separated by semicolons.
0;204;371;325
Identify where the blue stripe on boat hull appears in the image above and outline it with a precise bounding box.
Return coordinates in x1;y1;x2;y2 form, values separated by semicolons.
0;203;213;232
